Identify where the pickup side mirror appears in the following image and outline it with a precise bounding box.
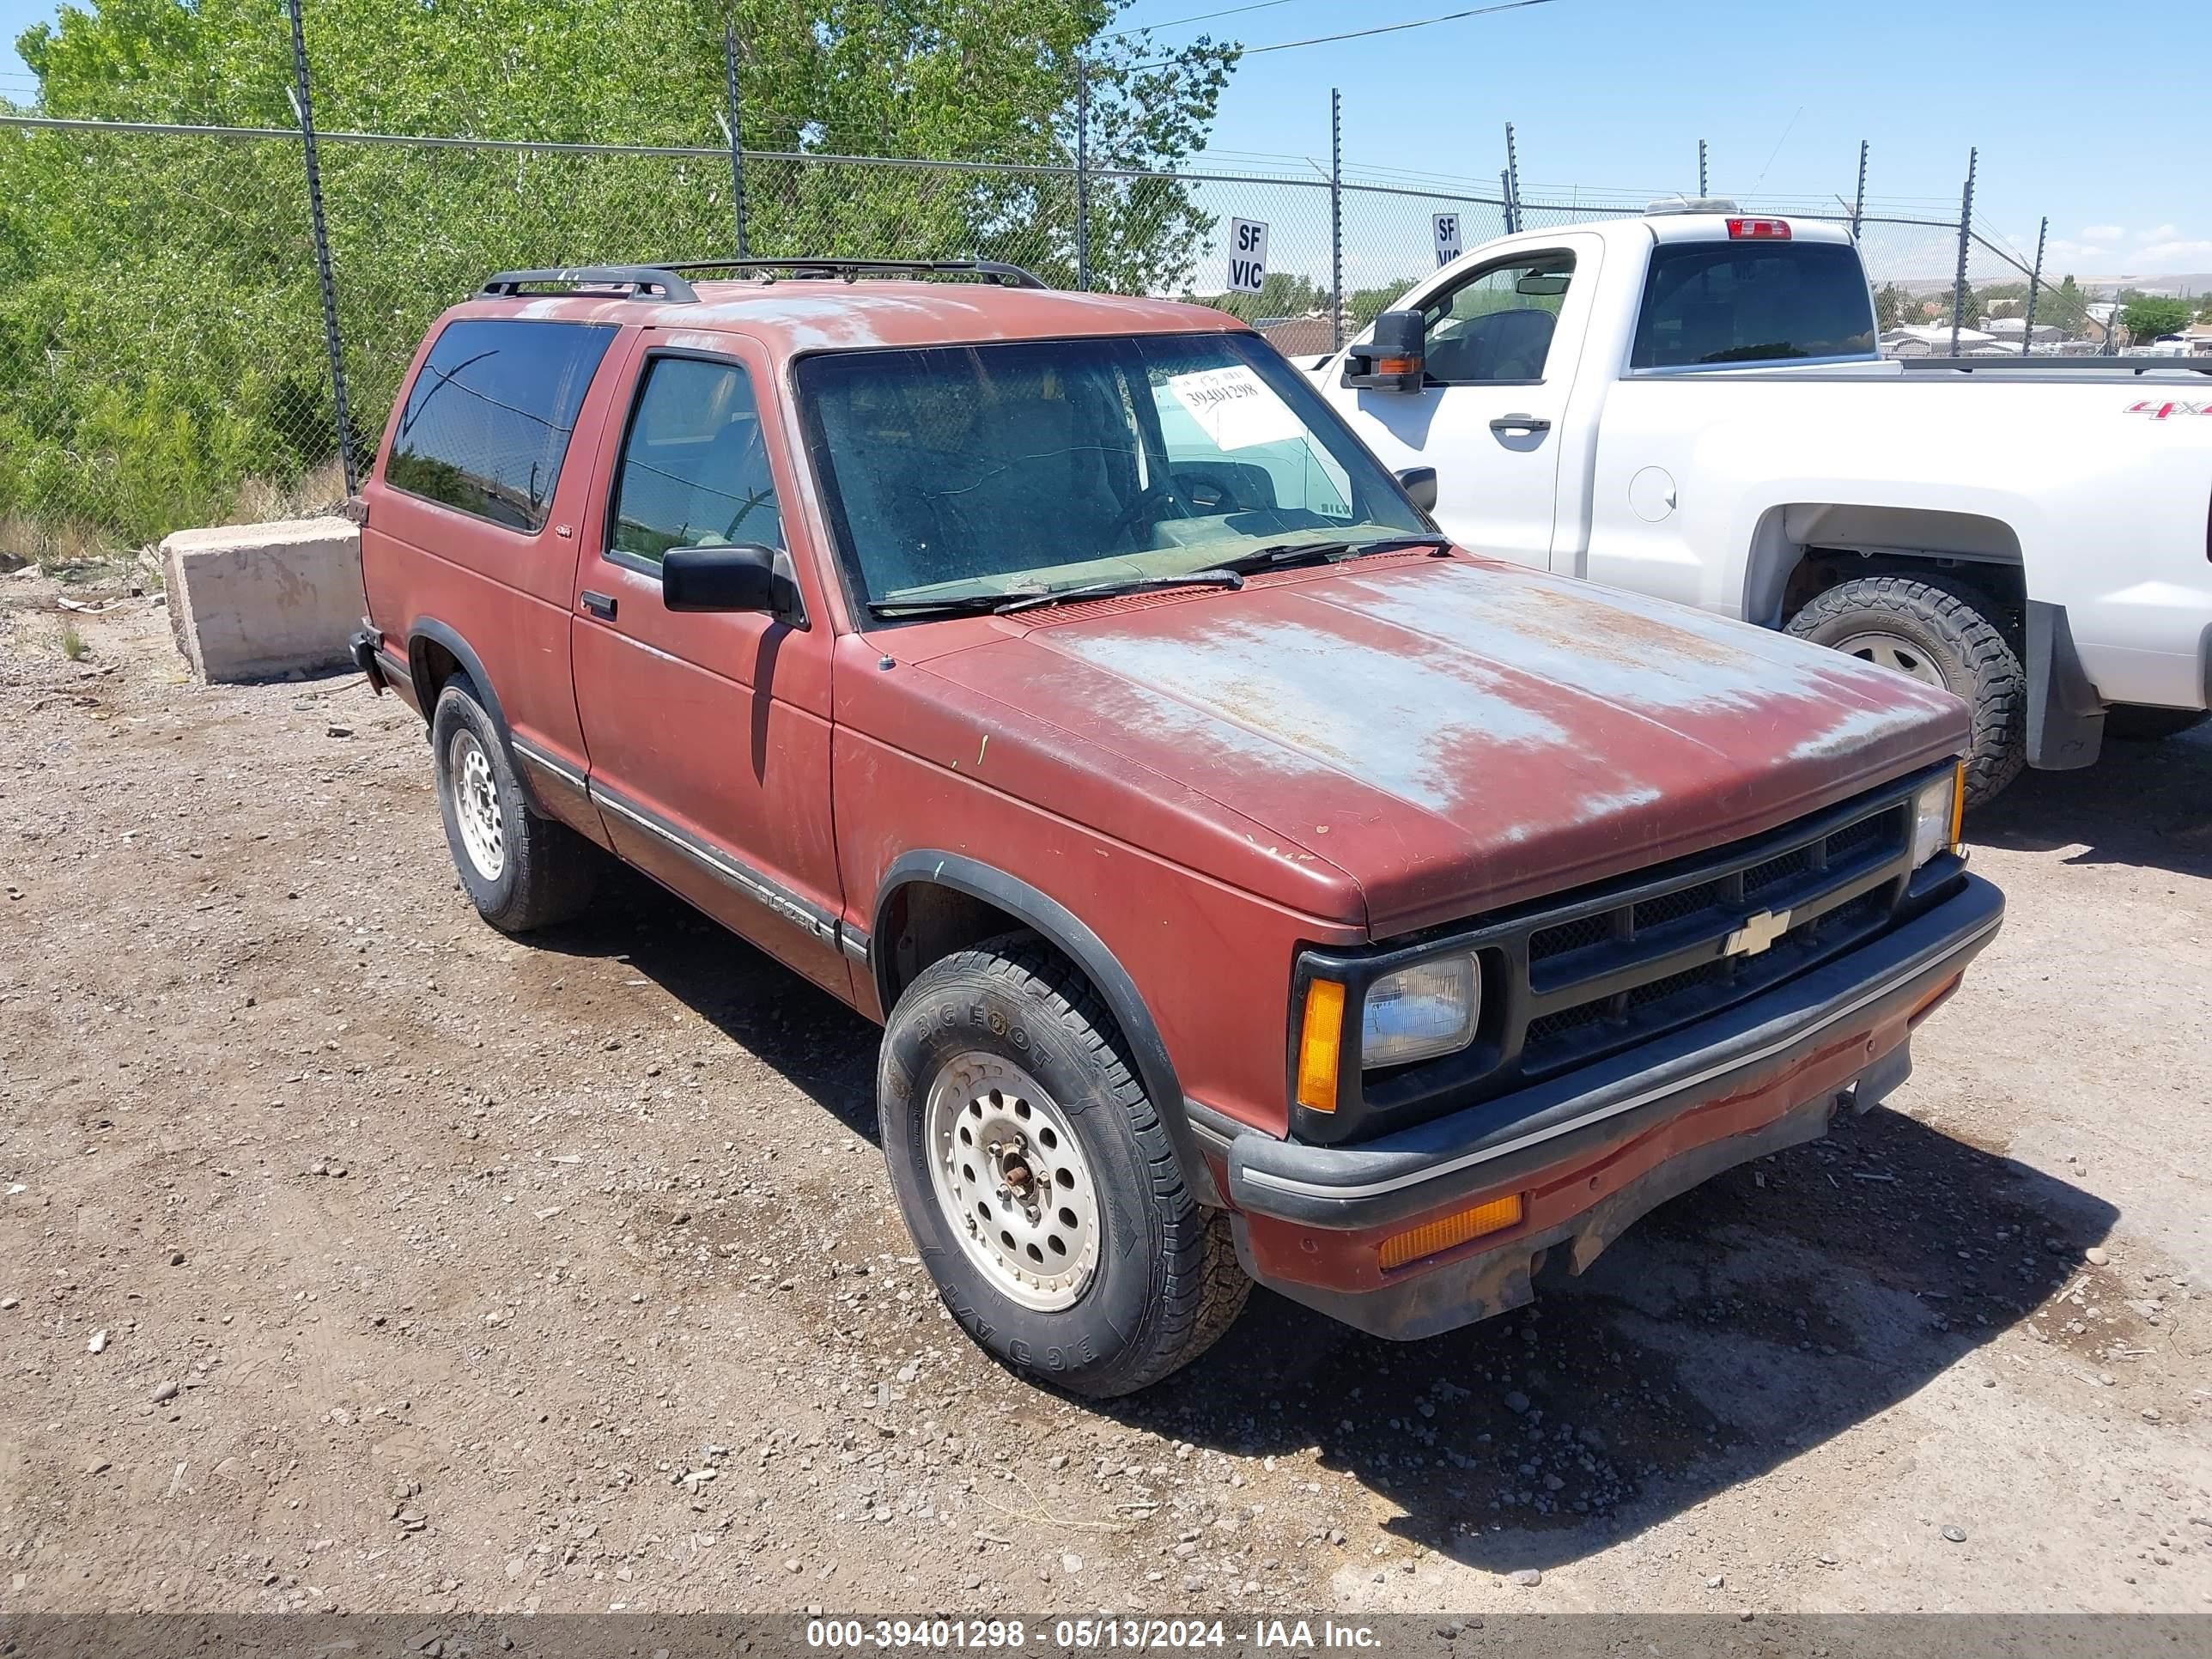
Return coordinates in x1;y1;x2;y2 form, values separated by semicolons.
1395;465;1439;514
1341;310;1425;392
661;542;805;627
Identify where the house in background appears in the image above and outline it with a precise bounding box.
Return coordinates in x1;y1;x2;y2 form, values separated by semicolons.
1882;324;1996;357
1979;317;2064;344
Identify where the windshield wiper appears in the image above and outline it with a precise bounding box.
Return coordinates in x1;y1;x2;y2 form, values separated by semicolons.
867;569;1245;621
868;592;1025;619
994;569;1244;615
1209;533;1450;576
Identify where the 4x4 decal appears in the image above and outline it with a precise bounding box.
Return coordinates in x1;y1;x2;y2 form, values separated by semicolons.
2124;398;2212;420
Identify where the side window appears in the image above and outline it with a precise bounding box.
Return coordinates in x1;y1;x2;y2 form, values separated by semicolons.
386;319;617;532
608;356;784;567
1419;252;1576;385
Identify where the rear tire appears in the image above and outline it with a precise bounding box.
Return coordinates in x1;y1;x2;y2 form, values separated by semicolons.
430;674;599;933
2103;704;2209;743
1785;573;2026;806
878;933;1249;1398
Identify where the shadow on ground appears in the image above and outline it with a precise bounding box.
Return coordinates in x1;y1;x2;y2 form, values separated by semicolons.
526;855;2116;1577
1125;1107;2114;1574
1973;722;2212;877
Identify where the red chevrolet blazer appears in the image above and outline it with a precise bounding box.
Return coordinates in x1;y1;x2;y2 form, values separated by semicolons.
350;258;2001;1397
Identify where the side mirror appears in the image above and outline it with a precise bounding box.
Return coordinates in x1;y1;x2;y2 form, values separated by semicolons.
661;542;805;626
1395;465;1439;514
1342;310;1425;392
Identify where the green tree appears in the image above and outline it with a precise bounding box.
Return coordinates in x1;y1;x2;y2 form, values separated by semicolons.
1196;270;1318;325
1874;283;1909;331
2122;297;2193;343
3;0;1239;546
1347;276;1425;329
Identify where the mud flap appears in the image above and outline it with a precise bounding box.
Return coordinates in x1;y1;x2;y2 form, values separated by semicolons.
2027;600;2104;770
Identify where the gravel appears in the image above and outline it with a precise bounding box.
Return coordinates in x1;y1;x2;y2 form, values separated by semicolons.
4;580;2210;1618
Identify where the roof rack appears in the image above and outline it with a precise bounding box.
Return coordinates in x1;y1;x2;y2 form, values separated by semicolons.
652;257;1049;290
478;265;700;303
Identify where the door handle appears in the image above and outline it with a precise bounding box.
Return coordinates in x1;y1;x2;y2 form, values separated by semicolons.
580;590;617;621
1489;413;1551;434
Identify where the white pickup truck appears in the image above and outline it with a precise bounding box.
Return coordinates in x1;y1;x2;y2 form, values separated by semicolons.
1304;205;2212;802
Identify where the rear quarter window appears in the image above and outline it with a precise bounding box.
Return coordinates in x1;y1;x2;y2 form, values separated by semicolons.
385;318;618;532
1630;240;1875;368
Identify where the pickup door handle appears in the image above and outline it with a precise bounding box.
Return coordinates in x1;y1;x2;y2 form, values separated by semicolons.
580;590;617;621
1489;413;1551;434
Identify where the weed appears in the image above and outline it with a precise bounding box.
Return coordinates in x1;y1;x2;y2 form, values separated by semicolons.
60;624;88;662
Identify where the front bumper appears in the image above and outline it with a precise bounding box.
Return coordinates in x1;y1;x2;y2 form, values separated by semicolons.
1217;871;2002;1339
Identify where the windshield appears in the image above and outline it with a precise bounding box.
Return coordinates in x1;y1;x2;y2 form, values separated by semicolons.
796;331;1431;612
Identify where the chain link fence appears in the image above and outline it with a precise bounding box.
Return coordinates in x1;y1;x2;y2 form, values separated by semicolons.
0;70;2130;568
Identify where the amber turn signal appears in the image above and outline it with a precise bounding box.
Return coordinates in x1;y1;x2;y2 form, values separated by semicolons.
1377;1194;1524;1272
1295;979;1346;1112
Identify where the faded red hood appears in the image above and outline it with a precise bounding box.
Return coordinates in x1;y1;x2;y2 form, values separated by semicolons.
907;553;1968;935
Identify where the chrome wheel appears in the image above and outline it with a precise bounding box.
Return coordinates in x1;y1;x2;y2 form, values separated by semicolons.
924;1053;1101;1311
1833;630;1945;688
447;729;506;881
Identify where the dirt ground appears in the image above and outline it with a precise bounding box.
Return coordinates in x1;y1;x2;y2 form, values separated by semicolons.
2;568;2208;1619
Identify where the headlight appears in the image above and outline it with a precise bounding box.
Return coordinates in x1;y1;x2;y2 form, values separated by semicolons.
1910;763;1964;869
1362;952;1481;1068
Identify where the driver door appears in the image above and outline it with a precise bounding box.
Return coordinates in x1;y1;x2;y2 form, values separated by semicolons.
568;331;850;998
1326;240;1599;566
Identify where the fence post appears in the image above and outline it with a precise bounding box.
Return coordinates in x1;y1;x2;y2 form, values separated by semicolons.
1851;139;1868;239
1948;146;1976;357
283;0;356;496
723;21;749;257
1329;88;1343;349
2022;216;2046;359
1697;138;1707;199
1504;122;1522;233
1075;57;1091;292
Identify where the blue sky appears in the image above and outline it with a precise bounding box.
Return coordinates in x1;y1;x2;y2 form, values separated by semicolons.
5;0;2205;281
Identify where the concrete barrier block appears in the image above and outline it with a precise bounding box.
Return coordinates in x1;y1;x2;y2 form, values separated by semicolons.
161;517;362;684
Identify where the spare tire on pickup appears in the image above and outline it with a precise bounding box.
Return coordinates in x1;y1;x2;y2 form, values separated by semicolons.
1785;574;2025;807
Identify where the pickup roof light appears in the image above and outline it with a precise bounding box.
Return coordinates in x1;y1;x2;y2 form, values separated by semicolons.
1727;217;1791;240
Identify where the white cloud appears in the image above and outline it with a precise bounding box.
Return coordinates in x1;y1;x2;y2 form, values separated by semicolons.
2081;223;2124;241
2047;240;2106;261
2136;223;2179;242
2133;239;2212;273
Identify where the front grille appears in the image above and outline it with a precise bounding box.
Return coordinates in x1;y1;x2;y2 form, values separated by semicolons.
1510;800;1911;1078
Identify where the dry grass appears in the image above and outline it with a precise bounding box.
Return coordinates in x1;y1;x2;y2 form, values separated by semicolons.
59;623;87;661
3;455;347;589
230;456;349;526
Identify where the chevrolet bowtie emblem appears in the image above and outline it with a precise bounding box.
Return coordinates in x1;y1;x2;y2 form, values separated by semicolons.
1724;908;1791;957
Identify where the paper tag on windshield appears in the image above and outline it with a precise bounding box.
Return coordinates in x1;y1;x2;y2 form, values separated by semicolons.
1164;366;1304;453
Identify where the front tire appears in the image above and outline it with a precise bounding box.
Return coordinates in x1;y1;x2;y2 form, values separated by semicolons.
1785;573;2026;806
430;674;599;933
878;933;1249;1398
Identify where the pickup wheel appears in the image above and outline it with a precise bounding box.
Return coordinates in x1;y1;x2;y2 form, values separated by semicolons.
878;933;1249;1399
430;674;599;933
1785;574;2025;806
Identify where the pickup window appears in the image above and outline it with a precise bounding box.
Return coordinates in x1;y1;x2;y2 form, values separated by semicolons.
1629;241;1876;369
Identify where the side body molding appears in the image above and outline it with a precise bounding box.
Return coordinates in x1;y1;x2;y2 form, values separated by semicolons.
872;851;1224;1208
